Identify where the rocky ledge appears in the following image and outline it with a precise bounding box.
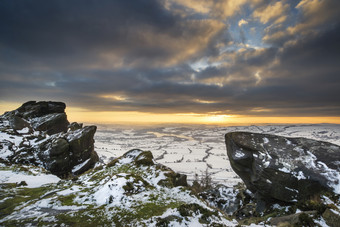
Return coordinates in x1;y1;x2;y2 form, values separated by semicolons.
225;131;340;202
224;131;340;226
0;101;98;177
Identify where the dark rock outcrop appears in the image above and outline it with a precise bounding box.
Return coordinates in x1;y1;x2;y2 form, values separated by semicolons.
31;113;68;135
199;184;245;215
9;116;31;131
14;101;66;118
225;132;340;203
3;101;69;135
0;101;98;178
37;126;99;177
67;126;97;163
69;122;83;131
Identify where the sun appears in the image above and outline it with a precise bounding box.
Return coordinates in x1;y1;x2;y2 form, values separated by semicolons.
204;114;232;123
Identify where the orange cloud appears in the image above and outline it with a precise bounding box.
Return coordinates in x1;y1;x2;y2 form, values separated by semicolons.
167;0;249;19
98;19;226;68
253;1;289;24
263;0;340;43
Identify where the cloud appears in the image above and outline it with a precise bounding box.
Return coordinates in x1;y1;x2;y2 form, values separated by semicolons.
238;19;248;27
262;0;340;45
167;0;249;19
253;1;289;24
0;0;340;118
289;0;340;34
0;0;227;69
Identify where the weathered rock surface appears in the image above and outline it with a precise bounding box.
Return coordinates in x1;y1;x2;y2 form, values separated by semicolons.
269;211;317;226
3;101;69;135
0;101;98;178
323;208;340;227
11;101;66;118
36;126;99;177
31;113;69;135
68;122;83;131
199;184;245;215
225;132;340;202
9;116;31;131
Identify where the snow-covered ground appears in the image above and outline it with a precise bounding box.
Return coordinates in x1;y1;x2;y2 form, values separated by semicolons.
0;169;60;187
94;124;340;186
1;123;339;226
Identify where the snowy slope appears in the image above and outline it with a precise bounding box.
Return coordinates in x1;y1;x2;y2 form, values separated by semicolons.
0;150;237;226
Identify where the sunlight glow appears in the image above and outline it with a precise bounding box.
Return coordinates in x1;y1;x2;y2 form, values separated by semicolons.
254;71;262;85
1;102;340;126
100;95;127;101
204;114;233;123
251;107;272;113
194;99;218;104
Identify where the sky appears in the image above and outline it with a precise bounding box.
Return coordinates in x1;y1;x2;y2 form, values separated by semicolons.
1;0;340;125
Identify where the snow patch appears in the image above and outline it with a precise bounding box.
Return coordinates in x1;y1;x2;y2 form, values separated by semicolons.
294;171;307;180
57;186;82;196
263;137;269;144
234;150;245;159
17;127;30;134
72;158;91;173
0;170;60;187
93;175;128;206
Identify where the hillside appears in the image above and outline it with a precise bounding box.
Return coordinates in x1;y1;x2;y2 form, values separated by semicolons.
1;102;340;226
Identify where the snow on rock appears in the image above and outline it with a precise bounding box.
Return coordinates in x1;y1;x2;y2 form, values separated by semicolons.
93;175;128;206
17;127;30;134
0;102;99;177
263;137;269;144
72;158;91;173
118;149;144;165
226;131;340;202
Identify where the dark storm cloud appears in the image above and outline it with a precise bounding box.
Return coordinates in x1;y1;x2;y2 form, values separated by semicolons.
1;0;340;117
0;0;226;68
0;0;173;53
237;24;340;115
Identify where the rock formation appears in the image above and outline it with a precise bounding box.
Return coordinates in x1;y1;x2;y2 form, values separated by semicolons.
3;101;69;135
225;131;340;203
0;101;98;177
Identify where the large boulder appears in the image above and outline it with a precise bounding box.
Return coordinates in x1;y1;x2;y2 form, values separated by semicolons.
67;126;99;175
35;126;99;177
13;126;99;177
3;101;69;135
39;138;72;176
15;101;66;119
4;125;99;178
68;122;83;131
30;113;69;135
199;184;246;215
0;101;98;178
9;116;32;131
225;132;340;202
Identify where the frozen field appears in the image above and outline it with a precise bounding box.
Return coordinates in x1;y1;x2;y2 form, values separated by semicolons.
93;124;340;186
